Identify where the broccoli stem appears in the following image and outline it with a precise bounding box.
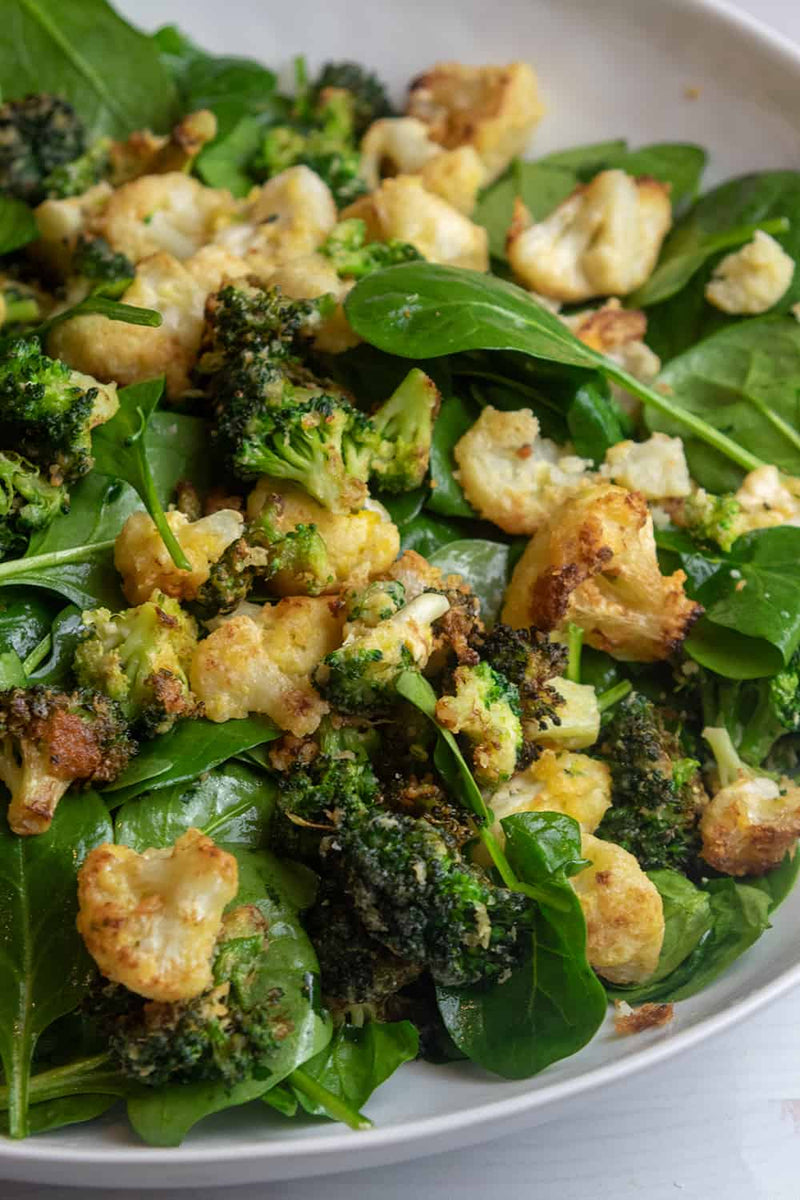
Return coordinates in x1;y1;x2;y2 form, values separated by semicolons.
566;623;583;684
287;1067;373;1131
597;679;633;713
703;725;745;789
0;539;116;582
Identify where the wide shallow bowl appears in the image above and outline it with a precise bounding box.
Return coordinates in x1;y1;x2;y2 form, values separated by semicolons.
5;0;800;1187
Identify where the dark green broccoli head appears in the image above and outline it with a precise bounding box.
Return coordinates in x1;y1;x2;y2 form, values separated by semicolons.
480;624;567;735
0;450;68;559
72;234;134;298
0;338;111;484
0;685;135;835
596;692;707;873
311;62;394;135
94;906;285;1088
367;368;440;493
73;592;201;738
0;93;85;203
333;809;531;987
43;136;111;200
320;218;422;280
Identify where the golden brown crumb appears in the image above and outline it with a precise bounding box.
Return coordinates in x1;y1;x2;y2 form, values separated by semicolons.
614;1000;674;1035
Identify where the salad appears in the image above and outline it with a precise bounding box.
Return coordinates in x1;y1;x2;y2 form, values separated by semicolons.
0;0;799;1150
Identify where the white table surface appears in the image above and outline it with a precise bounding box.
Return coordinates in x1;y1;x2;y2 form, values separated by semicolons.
4;1;800;1197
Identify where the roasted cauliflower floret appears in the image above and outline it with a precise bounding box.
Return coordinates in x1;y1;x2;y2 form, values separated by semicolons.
700;726;800;876
532;677;601;750
32;181;114;277
77;828;238;1002
49;246;250;398
360;117;485;214
601;433;692;500
454;405;591;535
213;165;338;278
247;477;400;595
190;596;346;733
406;61;543;183
489;749;611;844
114;508;244;606
342;175;488;270
507;170;672;302
501;483;701;662
705;230;794;315
571;833;665;985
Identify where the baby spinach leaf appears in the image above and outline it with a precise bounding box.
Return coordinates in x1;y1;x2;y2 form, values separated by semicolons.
430;539;510;626
196;113;267;196
114;762;277;851
566;379;629;464
400;512;467;558
749;849;800;912
537;139;628;172
0;790;112;1138
0;1093;118;1136
126;846;330;1146
27;606;83;685
154;24;277;113
474;159;578;261
92;378;190;571
374;486;427;527
648;317;800;481
104;715;280;807
0;196;38;254
0;589;56;661
635;869;713;989
346;263;764;475
598;143;706;209
428;394;479;518
0;0;178;138
437;811;607;1079
287;1021;418;1119
0;648;25;686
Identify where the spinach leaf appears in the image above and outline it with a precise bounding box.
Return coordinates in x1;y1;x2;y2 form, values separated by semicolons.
430;539;510;625
437;811;607;1079
749;849;800;911
400;512;467;558
638;869;713;987
345;263;764;475
0;589;55;660
645;171;800;361
0;0;178;137
0;790;112;1137
114;762;277;851
0;196;38;254
196;114;267;196
648;317;800;481
287;1022;418;1118
607;876;771;1005
0;649;25;686
537;139;628;171
566;379;629;464
27;606;83;685
0;1093;118;1136
598;143;706;209
375;486;426;527
126;846;330;1146
92;378;189;571
474;160;578;261
427;394;478;518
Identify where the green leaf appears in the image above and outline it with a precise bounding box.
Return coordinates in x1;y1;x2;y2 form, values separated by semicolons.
0;790;112;1138
437;811;607;1079
537;139;628;171
154;24;277;114
27;605;83;685
92;377;189;571
0;1093;118;1136
638;870;714;989
0;0;178;138
0;196;38;254
749;849;800;912
566;380;628;464
0;648;25;687
0;589;56;661
114;762;277;851
598;143;707;209
126;846;330;1146
288;1022;418;1118
196;113;267;196
399;512;467;558
36;295;162;345
104;715;280;807
430;539;510;626
374;486;426;527
427;393;478;518
474;160;578;261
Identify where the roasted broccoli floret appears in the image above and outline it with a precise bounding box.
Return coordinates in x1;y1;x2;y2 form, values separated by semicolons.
682;490;742;553
43;136;111;199
0;93;85;203
699;661;800;768
310;61;394;136
367;368;440;494
0;450;68;559
0;339;117;484
343;579;406;626
71;234;134;298
90;906;285;1088
319;218;421;280
332;807;531;987
435;660;524;785
0;686;135;835
199;281;327;381
479;623;567;732
314;591;450;714
73;592;201;738
595;692;707;873
0;283;41;330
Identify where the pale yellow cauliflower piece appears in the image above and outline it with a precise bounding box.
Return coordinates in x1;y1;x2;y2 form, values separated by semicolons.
507;171;672;302
94;172;236;264
247;477;400;595
453;406;591;535
534;678;601;750
32;181;114;276
190;596;346;733
213;165;337;278
601;433;692;500
342;176;488;271
76;829;238;1002
114;508;244;606
571;833;665;985
705;230;794;315
735;465;800;530
265;254;357;354
406;61;543;183
360;117;485;214
489;750;611;841
502;483;701;661
48;246;250;398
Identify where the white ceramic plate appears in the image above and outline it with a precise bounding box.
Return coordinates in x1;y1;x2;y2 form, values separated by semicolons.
4;0;800;1187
